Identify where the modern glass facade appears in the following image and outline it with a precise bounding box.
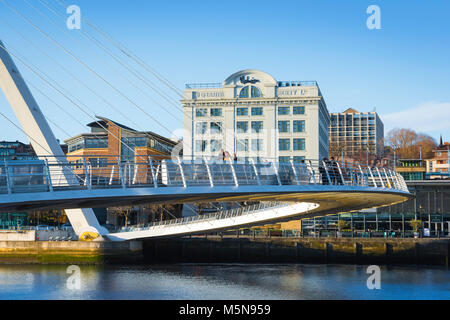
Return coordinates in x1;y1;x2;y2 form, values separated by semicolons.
329;109;384;157
301;180;450;237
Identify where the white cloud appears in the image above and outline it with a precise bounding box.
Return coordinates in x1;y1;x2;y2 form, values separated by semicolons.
382;101;450;137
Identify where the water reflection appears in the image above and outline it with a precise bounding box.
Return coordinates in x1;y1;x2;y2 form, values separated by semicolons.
0;264;448;300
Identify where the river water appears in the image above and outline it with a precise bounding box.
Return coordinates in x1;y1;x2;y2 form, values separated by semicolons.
0;264;448;300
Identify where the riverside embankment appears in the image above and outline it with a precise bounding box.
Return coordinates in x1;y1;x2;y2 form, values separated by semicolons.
143;237;450;267
0;236;449;266
0;240;143;264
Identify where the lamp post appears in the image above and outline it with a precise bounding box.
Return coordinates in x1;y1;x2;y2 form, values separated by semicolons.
393;148;396;171
366;147;369;167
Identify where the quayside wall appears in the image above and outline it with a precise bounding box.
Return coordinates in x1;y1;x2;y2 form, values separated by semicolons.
0;241;143;264
143;237;450;267
1;237;448;266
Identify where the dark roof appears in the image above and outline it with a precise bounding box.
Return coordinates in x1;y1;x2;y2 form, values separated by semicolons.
87;116;137;132
90;116;177;146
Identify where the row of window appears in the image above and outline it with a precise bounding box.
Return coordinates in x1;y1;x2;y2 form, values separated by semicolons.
196;108;223;117
279;156;306;163
239;86;262;98
68;138;109;153
278;120;306;133
331;132;377;137
195;106;306;117
194;120;306;135
194;139;265;152
69;158;108;168
197;138;306;152
195;122;223;134
331;114;376;120
279;138;306;151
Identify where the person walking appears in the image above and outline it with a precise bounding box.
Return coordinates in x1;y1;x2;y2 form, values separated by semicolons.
319;158;329;185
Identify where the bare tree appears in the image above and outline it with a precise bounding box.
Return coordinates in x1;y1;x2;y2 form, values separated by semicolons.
386;128;437;159
329;141;347;159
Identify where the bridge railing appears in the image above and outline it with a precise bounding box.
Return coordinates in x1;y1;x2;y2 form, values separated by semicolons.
118;201;290;233
0;156;409;194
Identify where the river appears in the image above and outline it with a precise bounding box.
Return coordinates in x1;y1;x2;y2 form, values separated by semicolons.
0;264;448;300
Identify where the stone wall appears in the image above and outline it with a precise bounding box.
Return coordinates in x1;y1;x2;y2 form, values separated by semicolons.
0;240;143;264
143;237;450;267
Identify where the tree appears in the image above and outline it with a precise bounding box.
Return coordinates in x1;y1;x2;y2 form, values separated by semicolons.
337;219;350;231
409;219;422;232
115;206;132;228
386;128;436;159
329;141;347;159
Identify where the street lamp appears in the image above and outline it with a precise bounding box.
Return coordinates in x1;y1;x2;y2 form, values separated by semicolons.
393;148;396;171
366;146;369;167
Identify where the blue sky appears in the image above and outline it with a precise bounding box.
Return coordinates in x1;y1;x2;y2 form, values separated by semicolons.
0;0;449;143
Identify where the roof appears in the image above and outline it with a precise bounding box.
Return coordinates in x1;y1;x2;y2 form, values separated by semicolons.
66;116;177;146
343;108;359;114
88;116;137;132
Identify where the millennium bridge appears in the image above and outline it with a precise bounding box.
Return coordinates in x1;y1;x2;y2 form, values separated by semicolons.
0;156;411;241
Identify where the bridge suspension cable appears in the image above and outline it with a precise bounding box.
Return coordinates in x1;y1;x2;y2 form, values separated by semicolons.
1;0;174;137
53;0;185;99
1;17;182;150
2;0;185;156
0;41;154;161
10;0;230;148
27;0;184;123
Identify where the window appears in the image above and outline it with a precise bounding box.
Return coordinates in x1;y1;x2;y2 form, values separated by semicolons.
68;140;85;153
251;121;263;133
278;121;290;133
239;86;249;98
293;138;306;151
293;106;305;115
293;120;305;133
279;156;290;163
236;108;248;116
210;140;222;152
279;139;290;151
210;108;222;117
196;108;207;117
84;138;108;149
88;158;108;168
210;122;222;134
251;86;262;98
251;139;263;152
278;107;290;115
239;86;262;98
195;140;208;152
195;122;208;134
251;107;263;116
236;139;249;151
236;121;248;133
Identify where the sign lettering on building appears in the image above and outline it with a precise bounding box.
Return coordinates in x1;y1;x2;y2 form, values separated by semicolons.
277;89;306;97
193;91;224;99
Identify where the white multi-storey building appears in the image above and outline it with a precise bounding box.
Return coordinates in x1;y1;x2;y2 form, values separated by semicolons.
182;69;330;162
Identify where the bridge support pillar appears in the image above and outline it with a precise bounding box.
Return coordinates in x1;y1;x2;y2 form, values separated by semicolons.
0;41;106;239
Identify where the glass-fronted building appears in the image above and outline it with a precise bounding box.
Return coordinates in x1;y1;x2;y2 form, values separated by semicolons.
300;180;450;237
329;108;384;157
65;116;177;166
